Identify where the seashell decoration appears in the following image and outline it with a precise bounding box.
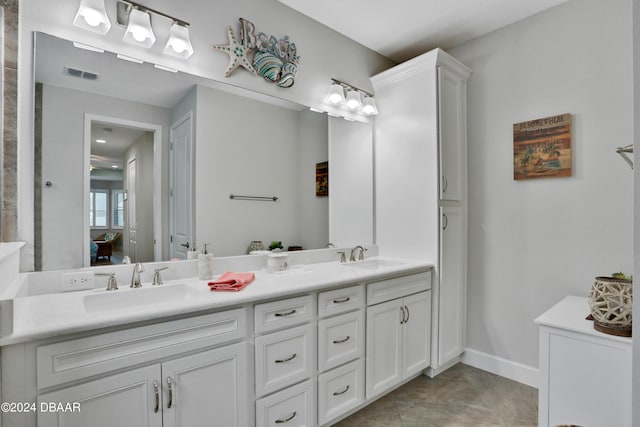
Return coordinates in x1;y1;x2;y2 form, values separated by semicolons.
252;32;301;88
212;19;301;88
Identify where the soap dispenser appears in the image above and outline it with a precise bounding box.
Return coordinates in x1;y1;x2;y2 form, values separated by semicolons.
198;243;214;280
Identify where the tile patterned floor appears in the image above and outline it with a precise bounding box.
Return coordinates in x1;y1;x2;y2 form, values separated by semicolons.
333;363;538;427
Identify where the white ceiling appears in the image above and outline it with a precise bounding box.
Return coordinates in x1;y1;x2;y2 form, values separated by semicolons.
277;0;569;63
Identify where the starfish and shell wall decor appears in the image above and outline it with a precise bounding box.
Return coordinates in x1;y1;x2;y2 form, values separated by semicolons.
211;18;300;88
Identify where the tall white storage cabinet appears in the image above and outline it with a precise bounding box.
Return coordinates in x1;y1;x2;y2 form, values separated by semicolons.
371;48;470;373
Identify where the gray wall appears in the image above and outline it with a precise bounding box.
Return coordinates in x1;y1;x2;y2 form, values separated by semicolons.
449;0;633;370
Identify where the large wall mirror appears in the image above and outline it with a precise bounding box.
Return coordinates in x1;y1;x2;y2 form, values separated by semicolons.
34;32;373;271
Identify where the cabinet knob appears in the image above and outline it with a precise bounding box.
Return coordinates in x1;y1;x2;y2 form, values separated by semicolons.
333;336;350;344
274;309;297;317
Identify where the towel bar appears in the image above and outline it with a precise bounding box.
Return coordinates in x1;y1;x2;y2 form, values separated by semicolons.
229;194;278;202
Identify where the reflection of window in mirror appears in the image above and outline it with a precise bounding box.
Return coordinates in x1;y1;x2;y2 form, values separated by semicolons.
112;190;125;229
89;189;108;228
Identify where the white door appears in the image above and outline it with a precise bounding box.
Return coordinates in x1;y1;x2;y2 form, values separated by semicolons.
162;343;248;427
438;205;466;365
127;156;137;262
169;113;193;259
365;298;403;399
37;364;162;427
402;291;431;378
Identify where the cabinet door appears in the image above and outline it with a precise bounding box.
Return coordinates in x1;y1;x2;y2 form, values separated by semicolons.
365;298;403;399
402;291;431;378
37;365;162;427
438;65;466;201
162;342;249;427
439;205;466;365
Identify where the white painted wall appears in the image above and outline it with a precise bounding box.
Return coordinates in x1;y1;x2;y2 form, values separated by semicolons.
449;0;633;369
40;84;171;270
297;110;329;250
194;85;310;256
328;117;374;248
18;0;394;269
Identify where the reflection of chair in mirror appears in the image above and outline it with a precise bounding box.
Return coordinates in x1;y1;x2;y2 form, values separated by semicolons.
93;232;121;262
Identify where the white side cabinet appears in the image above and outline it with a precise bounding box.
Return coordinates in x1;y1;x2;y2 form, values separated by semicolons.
536;296;632;427
365;274;431;400
372;48;470;374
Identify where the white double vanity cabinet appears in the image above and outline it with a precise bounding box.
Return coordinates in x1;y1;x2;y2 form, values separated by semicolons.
1;265;432;427
1;46;470;427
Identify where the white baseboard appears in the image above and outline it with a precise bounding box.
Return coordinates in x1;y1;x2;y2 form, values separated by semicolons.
461;348;539;389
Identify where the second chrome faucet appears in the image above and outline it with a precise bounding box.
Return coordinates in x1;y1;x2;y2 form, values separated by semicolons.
131;262;144;288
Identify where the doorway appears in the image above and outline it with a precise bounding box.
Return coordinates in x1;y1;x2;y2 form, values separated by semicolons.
83;114;162;266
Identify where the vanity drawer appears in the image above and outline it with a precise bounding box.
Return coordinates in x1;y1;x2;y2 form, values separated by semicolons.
256;379;315;427
318;311;364;372
254;295;314;334
255;324;314;397
367;271;431;306
318;359;364;426
36;307;247;389
318;285;364;318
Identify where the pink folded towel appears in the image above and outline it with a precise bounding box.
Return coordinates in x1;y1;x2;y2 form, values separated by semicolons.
208;272;255;292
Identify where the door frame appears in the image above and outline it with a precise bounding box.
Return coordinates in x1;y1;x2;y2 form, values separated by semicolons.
169;111;195;259
83;113;163;267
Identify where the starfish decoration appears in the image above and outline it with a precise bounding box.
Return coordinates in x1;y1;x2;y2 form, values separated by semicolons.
211;26;257;77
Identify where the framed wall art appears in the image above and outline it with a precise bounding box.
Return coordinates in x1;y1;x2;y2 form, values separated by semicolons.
513;113;572;180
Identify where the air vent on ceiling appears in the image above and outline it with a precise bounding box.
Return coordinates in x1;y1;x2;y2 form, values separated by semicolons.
64;66;99;81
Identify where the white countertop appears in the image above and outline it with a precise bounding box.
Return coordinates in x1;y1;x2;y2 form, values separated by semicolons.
534;295;632;344
1;257;432;346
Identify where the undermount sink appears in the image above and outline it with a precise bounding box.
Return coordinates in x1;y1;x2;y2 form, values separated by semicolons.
343;259;405;270
84;284;196;313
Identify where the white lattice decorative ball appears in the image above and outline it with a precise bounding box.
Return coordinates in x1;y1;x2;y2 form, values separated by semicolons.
587;276;632;337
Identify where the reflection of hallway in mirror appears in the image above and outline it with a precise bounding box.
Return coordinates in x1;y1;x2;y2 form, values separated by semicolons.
90;120;155;265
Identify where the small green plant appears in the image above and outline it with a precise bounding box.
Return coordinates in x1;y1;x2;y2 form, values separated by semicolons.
269;241;283;250
611;272;632;282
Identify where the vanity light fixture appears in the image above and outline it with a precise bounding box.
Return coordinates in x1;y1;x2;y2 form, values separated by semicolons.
117;0;193;58
323;78;378;117
73;0;112;35
164;21;194;59
96;139;107;143
123;7;156;47
345;90;362;111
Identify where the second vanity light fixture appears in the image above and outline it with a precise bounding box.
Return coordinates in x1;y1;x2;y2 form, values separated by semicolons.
72;0;194;59
323;78;379;117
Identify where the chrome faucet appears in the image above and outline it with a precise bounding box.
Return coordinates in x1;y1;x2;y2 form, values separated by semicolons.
152;266;169;286
131;262;145;288
349;245;367;262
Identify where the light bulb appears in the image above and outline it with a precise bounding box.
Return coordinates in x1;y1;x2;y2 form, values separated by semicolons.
328;93;343;104
345;91;362;111
131;26;148;42
170;39;187;53
82;8;102;27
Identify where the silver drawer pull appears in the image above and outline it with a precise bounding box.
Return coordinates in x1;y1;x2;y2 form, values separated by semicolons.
275;353;297;363
275;309;297;317
332;297;351;304
153;381;160;413
333;385;350;396
333;336;350;344
275;411;297;424
166;377;173;409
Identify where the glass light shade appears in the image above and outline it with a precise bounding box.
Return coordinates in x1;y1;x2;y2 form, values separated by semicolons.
345;90;363;111
163;22;194;59
73;0;111;35
123;8;156;48
324;83;346;105
362;96;379;116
